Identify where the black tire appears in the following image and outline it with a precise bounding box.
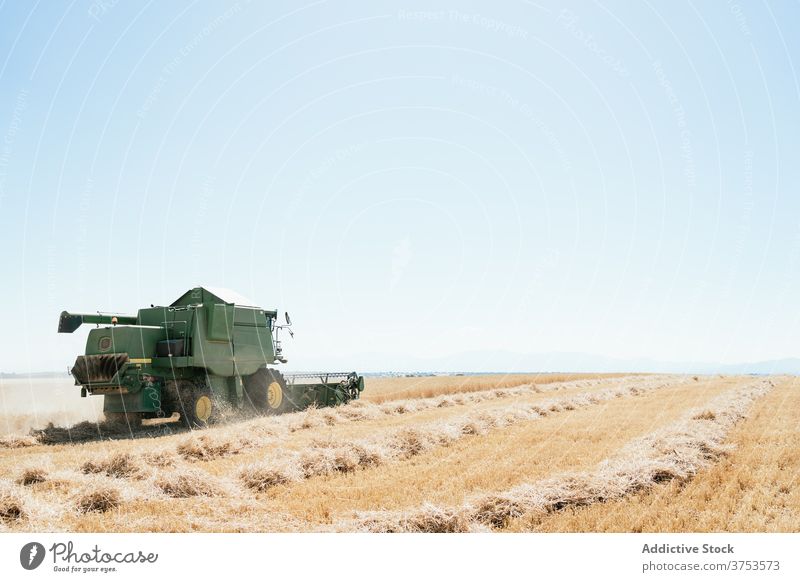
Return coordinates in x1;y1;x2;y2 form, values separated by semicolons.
244;368;295;415
170;379;219;428
103;411;143;429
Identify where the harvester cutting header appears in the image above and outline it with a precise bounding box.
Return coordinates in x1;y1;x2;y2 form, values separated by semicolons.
58;286;364;428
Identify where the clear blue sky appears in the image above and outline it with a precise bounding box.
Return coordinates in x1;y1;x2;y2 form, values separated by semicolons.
0;1;798;372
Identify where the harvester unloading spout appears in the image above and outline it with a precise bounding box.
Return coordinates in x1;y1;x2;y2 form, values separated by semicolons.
58;311;138;333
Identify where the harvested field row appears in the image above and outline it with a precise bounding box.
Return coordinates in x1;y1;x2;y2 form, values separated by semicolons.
253;375;741;526
169;374;670;462
19;376;667;515
236;379;672;493
524;375;800;532
135;376;674;470
341;378;774;532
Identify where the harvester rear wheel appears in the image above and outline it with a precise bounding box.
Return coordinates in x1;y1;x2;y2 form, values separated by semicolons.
244;368;295;415
173;380;219;428
103;411;143;429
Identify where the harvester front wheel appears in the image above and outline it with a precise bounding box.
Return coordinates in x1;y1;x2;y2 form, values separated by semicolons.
174;380;219;428
103;411;143;429
244;368;294;415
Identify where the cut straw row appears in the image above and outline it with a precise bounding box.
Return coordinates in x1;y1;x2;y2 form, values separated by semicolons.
236;378;673;493
173;374;672;461
339;378;774;532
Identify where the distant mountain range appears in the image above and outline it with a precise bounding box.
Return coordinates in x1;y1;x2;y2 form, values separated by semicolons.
5;352;800;377
712;358;800;375
290;350;800;376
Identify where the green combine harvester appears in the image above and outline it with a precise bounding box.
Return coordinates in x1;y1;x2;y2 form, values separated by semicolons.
58;286;364;428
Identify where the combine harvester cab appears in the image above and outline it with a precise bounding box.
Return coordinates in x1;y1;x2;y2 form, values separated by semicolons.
58;286;364;428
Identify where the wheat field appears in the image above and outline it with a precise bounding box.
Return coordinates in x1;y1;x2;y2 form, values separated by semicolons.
361;372;634;403
0;373;796;532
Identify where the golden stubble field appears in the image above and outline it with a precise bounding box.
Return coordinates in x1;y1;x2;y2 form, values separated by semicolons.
0;372;797;533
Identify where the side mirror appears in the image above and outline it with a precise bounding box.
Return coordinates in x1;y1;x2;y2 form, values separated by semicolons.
285;311;291;325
